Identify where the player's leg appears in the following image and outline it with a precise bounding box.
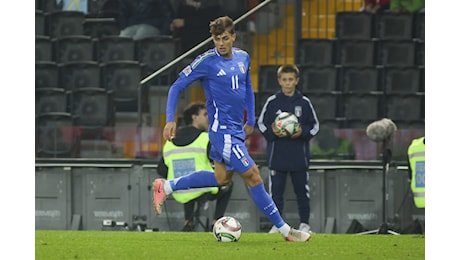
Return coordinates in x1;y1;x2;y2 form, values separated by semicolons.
269;170;287;219
226;135;309;241
152;170;219;215
207;176;233;227
267;170;287;233
290;170;311;233
152;151;233;215
240;165;310;241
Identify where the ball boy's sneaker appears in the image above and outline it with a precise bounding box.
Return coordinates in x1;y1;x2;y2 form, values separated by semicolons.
299;223;312;234
268;225;279;233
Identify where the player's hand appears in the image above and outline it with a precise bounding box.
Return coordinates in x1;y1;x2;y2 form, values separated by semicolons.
271;122;286;137
244;124;254;139
290;124;302;139
163;122;177;141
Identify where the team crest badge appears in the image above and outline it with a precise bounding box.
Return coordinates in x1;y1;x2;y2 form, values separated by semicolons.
240;157;249;166
238;62;246;73
295;106;302;117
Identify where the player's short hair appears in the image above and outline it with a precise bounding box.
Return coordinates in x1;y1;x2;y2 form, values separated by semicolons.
183;102;206;125
210;16;235;36
277;64;300;78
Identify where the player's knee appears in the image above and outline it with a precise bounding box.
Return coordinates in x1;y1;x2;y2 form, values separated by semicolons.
215;171;233;186
241;166;263;187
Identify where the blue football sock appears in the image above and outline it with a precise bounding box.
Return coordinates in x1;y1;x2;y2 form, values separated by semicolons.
170;170;219;191
249;183;286;228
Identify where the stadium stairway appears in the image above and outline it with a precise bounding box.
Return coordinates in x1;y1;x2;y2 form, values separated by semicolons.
250;0;362;92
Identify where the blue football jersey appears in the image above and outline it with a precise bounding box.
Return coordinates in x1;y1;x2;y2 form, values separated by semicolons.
166;48;256;138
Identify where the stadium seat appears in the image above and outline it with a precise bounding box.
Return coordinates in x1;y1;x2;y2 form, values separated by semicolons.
297;39;335;66
71;88;115;136
39;0;64;13
36;61;60;89
376;39;416;67
374;12;414;40
414;12;424;40
419;66;425;93
96;36;135;63
35;112;79;158
53;35;95;63
307;93;339;121
36;10;45;36
340;66;380;94
36;88;69;116
101;60;142;112
83;17;120;38
382;66;421;94
135;35;180;73
45;10;85;38
343;93;382;120
336;39;376;66
257;65;279;93
59;61;101;91
415;40;424;66
335;12;374;39
384;94;423;121
298;65;339;93
36;36;53;61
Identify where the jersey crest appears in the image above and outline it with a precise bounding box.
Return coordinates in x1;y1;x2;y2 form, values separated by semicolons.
238;62;246;73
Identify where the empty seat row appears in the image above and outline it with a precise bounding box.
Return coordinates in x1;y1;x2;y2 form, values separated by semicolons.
296;38;424;67
255;91;424;125
258;65;424;94
35;60;154;112
36;111;116;158
35;35;181;72
36;60;141;91
335;11;424;40
36;9;120;38
36;87;116;118
36;88;117;155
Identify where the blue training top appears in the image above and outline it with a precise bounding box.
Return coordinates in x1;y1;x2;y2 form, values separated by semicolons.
166;47;256;141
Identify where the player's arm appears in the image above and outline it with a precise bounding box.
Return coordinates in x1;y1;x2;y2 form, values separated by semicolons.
164;63;206;141
299;98;320;141
244;60;256;137
245;62;256;127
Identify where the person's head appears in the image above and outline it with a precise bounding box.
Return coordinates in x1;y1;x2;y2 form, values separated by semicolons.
209;16;236;58
183;102;208;130
277;64;300;96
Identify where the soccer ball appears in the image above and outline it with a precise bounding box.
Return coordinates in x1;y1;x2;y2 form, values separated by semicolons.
274;112;299;136
212;216;242;242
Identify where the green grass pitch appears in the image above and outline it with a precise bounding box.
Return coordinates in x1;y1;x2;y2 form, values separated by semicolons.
35;230;424;259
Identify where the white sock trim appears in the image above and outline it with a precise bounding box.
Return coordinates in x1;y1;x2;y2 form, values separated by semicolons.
279;224;290;237
164;180;173;195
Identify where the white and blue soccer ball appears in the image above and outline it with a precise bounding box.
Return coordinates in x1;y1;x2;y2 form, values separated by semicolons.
274;112;299;136
212;216;242;242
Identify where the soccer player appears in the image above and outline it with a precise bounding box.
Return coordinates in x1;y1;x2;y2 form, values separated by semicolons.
153;16;311;242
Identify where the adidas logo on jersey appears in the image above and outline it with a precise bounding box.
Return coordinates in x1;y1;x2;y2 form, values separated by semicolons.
217;69;226;76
